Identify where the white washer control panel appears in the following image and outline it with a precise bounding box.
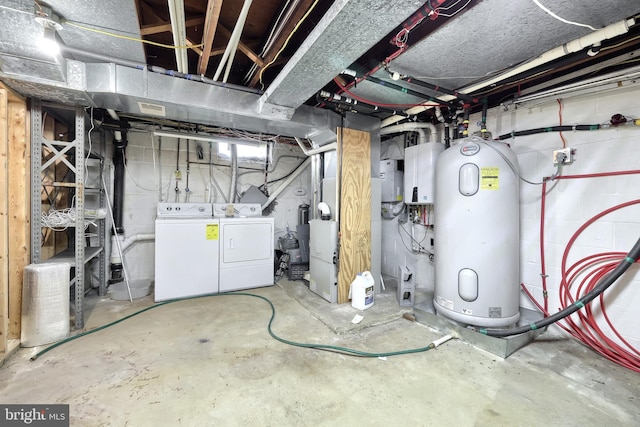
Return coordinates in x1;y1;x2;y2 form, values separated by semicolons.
157;203;213;217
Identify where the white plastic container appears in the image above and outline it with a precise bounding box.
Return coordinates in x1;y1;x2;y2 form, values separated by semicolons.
350;271;375;310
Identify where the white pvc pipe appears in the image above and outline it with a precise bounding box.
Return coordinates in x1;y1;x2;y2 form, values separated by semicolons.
106;109;119;121
261;157;311;210
380;17;636;128
215;0;253;82
122;233;155;252
110;233;156;265
107;109;123;141
223;0;253;83
168;0;188;73
294;137;337;156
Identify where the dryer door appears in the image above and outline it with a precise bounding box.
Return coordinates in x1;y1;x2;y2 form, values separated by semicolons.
221;221;273;264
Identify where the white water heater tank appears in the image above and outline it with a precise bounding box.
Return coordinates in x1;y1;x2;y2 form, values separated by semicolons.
433;137;520;328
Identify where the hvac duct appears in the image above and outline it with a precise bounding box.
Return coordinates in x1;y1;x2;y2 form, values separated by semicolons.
433;137;520;328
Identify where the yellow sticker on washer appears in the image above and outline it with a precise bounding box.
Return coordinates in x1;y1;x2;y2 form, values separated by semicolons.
481;167;499;190
206;224;219;240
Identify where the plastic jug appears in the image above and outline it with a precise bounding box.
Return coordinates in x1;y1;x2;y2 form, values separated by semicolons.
350;271;375;310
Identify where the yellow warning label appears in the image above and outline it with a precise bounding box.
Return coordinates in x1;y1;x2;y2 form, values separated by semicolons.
481;167;499;190
206;224;219;240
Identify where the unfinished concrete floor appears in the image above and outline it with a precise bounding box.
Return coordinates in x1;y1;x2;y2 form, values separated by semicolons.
1;278;638;426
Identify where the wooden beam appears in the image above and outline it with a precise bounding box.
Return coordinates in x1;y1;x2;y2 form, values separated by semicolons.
140;16;205;36
248;0;315;87
7;91;29;340
0;87;9;361
218;25;263;68
197;0;223;75
186;38;203;56
337;128;371;304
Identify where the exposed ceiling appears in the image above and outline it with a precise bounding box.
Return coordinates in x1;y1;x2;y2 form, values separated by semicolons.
1;0;640;139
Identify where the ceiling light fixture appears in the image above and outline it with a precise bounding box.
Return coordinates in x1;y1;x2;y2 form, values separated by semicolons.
34;3;63;55
152;130;262;146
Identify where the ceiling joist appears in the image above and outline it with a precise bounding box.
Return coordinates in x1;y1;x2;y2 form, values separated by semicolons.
198;0;224;75
218;25;263;68
140;17;205;36
247;0;316;88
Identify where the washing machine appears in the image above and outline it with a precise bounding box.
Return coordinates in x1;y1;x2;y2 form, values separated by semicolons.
154;203;219;301
214;204;274;292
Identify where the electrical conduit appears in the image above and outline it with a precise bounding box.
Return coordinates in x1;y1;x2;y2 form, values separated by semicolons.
261;157;311;211
214;0;253;82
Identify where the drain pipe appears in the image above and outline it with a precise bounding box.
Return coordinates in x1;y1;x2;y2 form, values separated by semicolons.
107;109;127;284
121;233;155;252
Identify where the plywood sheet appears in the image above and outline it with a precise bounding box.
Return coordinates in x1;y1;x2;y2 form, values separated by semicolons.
337;128;371;303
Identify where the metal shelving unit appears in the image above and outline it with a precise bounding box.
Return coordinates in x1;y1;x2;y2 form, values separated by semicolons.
31;100;107;329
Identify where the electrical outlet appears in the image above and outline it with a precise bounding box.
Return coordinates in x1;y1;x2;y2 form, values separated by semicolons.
553;147;576;165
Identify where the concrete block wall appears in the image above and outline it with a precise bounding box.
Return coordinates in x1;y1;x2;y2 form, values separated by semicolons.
381;83;640;348
484;84;640;348
115;132;309;282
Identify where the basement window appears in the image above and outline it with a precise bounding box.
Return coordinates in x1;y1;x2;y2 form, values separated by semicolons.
217;142;269;163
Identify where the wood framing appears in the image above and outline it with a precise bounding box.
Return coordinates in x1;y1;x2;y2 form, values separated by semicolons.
140;16;206;35
0;83;29;363
247;0;316;87
0;87;9;362
337;128;371;303
197;0;224;75
7;90;29;339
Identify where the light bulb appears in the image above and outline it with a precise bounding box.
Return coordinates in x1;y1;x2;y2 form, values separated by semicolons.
38;26;60;56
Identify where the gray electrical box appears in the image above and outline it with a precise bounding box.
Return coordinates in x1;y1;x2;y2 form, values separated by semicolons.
379;160;404;203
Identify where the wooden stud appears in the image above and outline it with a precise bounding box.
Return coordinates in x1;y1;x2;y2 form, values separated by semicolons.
0;88;9;361
337;128;371;303
7;91;29;340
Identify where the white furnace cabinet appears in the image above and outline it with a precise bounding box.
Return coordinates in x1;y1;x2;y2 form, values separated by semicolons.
218;217;275;292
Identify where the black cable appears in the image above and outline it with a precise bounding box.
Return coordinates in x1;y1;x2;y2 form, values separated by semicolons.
478;236;640;337
264;158;308;185
497;124;601;140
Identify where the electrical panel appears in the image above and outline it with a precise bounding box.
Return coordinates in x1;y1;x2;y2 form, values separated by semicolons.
379;160;404;203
